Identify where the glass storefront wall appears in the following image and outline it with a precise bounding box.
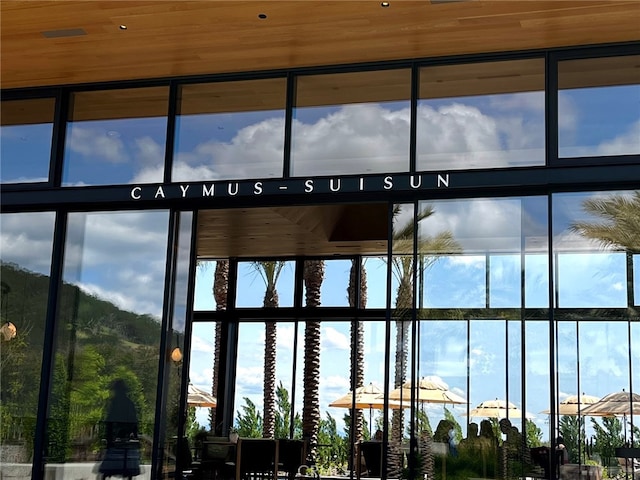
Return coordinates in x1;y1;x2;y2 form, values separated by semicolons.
0;98;55;184
43;210;170;478
173;78;288;181
558;55;640;159
0;212;55;476
63;87;169;186
292;69;411;177
418;58;546;170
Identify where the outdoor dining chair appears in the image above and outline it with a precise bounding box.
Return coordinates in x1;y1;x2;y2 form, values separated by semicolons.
235;438;277;480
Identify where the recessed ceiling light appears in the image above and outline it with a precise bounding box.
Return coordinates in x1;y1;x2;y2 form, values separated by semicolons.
119;25;127;30
258;13;267;19
381;2;390;7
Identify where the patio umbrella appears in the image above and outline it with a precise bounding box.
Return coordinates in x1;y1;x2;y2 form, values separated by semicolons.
581;390;640;417
541;394;601;416
468;398;523;419
389;375;467;405
329;383;401;437
187;383;217;408
581;390;640;443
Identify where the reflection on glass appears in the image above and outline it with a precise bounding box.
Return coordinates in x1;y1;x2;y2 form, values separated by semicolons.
418;196;548;308
417;318;468;427
553;190;639;308
362;257;387;309
303;259;351;308
193;259;229;311
388;203;415;477
45;210;169;475
525;320;550;459
635;254;640;306
163;212;194;476
188;322;218;430
558;55;640;158
173;79;286;181
0;212;55;470
1;98;55;183
236;260;294;308
292;69;410;177
63;87;168;186
418;59;545;170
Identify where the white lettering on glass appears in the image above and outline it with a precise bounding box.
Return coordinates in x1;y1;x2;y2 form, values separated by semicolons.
254;182;263;195
384;176;393;190
131;187;142;200
437;174;449;188
203;184;215;197
155;186;165;199
330;179;341;192
180;185;189;197
304;179;314;193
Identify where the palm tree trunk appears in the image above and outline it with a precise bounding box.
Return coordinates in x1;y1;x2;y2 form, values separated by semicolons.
302;260;324;464
389;273;412;477
349;259;367;442
210;259;228;431
263;285;278;438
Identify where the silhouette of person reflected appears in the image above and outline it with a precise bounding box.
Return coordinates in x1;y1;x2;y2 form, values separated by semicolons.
98;379;141;479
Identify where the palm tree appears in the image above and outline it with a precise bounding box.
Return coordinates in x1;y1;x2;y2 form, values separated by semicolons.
348;258;367;443
210;259;229;431
302;259;325;463
570;191;640;251
388;204;461;476
252;260;287;438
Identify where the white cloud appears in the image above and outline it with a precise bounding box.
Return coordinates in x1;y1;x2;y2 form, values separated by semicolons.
68;126;129;163
322;326;350;351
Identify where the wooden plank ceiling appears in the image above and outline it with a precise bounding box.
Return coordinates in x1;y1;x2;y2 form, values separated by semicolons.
197;204;389;258
2;1;639;90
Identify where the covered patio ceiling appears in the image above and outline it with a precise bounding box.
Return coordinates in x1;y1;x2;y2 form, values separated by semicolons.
2;1;639;90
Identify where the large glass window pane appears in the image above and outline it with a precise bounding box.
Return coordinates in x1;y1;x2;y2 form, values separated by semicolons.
236;260;295;308
525;320;550;459
292;69;411;177
558;55;640;158
553;189;638;470
163;212;194;477
388;203;415;477
416;195;549;480
173;79;286;181
553;190;638;308
418;59;545;170
418;196;548;309
417;318;468;439
188;322;218;431
194;259;229;311
0;212;55;474
303;259;351;308
1;98;55;183
63;87;168;186
44;210;169;477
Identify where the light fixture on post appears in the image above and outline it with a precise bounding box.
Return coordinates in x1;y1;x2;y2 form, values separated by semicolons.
170;332;183;363
171;346;183;363
0;321;17;341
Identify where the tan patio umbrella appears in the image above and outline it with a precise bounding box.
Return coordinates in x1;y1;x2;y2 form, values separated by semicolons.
389;375;467;405
581;390;640;417
329;383;401;437
187;383;217;408
541;394;601;416
581;390;640;442
468;398;523;419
